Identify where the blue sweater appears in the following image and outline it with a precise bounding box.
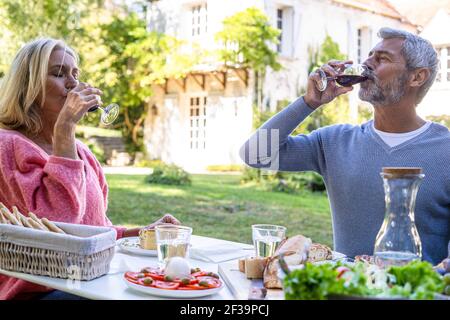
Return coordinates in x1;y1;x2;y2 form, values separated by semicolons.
240;97;450;265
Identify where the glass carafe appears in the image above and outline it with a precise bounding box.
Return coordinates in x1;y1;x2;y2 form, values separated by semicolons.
374;167;424;268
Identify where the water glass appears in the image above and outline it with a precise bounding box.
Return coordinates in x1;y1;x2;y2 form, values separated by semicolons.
155;225;192;266
252;224;286;257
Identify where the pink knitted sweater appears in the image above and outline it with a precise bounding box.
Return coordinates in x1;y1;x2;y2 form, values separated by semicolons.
0;129;127;300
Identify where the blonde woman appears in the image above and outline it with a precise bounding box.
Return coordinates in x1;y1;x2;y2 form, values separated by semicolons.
0;38;180;300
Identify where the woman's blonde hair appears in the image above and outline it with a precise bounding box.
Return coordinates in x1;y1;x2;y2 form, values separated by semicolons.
0;38;78;135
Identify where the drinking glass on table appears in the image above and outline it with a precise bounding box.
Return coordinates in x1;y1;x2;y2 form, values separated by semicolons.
252;224;286;258
155;225;192;266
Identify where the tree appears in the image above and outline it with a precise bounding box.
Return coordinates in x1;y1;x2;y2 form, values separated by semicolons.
0;1;198;154
82;12;200;153
215;7;281;109
0;0;101;73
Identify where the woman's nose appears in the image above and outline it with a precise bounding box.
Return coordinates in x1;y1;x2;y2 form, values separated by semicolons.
66;76;79;90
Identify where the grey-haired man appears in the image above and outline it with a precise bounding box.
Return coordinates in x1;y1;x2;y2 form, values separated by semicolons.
240;28;450;265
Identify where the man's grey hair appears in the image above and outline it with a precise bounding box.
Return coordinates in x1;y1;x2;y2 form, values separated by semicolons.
378;27;439;104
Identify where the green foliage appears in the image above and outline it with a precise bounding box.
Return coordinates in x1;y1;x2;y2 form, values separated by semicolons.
283;260;445;300
0;0;106;74
76;126;122;138
427;115;450;128
284;262;372;300
81;12;198;154
146;163;192;186
215;7;281;73
106;173;333;246
134;158;164;168
387;260;446;300
0;3;196;155
308;35;347;74
357;103;373;124
293;94;351;135
76;136;106;164
0;0;89;41
206;165;243;172
241;167;325;193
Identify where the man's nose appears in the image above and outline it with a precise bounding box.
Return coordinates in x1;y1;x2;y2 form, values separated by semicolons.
362;58;374;72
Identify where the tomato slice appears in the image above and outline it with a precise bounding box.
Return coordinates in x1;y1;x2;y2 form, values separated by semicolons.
191;271;209;277
196;276;222;289
137;277;155;287
125;277;140;285
173;276;198;285
144;270;165;281
182;283;209;290
124;272;140;281
153;280;180;290
140;266;161;274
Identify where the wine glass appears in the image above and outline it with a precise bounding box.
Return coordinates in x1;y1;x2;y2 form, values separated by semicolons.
315;64;369;92
88;103;120;126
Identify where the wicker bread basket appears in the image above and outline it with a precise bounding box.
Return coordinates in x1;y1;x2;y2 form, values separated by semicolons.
0;222;116;281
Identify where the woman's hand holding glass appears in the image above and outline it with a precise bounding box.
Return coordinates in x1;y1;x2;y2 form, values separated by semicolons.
58;81;119;126
57;82;102;126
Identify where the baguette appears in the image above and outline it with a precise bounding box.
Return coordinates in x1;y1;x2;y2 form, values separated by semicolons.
13;206;33;228
0;211;7;224
12;206;21;221
27;217;46;230
0;206;21;226
28;212;49;231
41;218;65;234
0;205;67;235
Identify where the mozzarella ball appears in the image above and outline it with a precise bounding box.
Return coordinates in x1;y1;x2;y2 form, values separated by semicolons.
165;257;191;279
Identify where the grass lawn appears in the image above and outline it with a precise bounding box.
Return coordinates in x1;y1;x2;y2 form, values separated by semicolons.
106;174;333;247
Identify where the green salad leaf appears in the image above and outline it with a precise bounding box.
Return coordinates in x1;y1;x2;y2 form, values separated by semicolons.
283;260;445;300
386;260;445;300
283;262;374;300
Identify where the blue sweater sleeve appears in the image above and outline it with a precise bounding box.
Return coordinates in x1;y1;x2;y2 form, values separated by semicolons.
239;96;327;174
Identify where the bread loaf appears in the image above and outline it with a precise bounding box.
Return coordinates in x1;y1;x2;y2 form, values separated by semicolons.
238;259;246;273
263;234;312;289
244;257;268;279
307;243;333;262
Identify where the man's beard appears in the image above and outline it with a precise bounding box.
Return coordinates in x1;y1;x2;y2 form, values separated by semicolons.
358;73;409;106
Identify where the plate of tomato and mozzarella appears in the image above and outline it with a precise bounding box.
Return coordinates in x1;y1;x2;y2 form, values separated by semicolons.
123;267;223;298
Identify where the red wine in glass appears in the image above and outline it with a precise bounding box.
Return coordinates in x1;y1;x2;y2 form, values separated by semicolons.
316;64;368;91
334;75;368;87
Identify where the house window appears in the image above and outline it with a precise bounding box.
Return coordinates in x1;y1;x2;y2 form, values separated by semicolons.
189;96;207;150
276;8;283;53
357;29;362;64
436;46;450;83
357;27;371;64
191;3;207;38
